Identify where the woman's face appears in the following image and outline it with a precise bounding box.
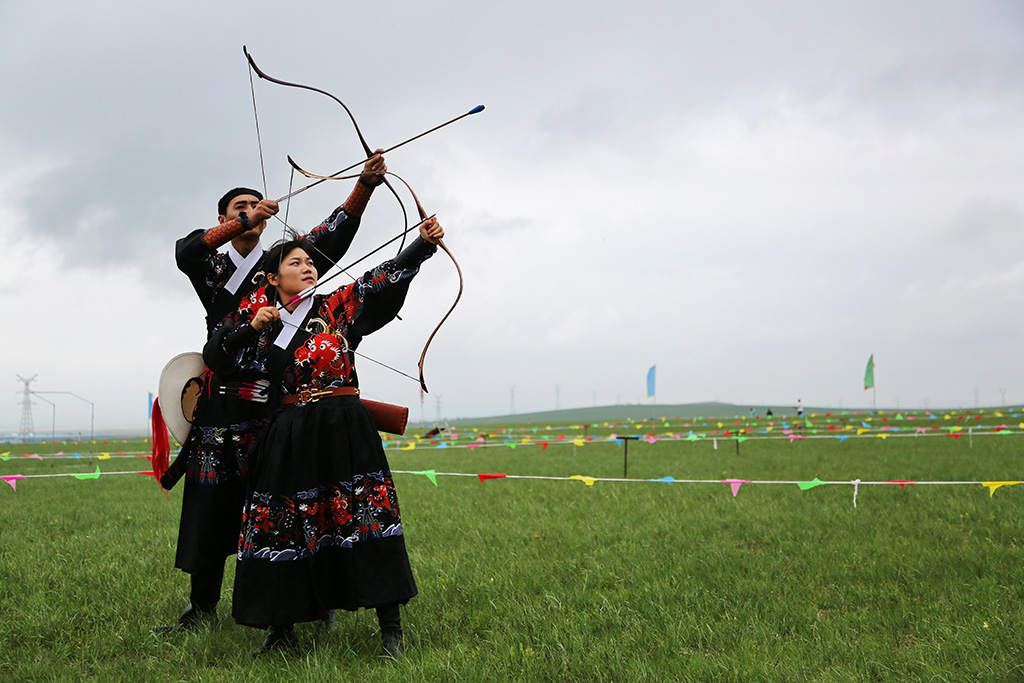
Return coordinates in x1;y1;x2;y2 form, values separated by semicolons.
270;247;317;296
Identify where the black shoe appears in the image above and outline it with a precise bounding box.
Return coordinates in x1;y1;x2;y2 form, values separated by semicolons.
153;604;216;635
254;624;298;656
381;629;403;660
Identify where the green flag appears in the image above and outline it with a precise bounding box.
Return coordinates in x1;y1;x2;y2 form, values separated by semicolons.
864;355;874;390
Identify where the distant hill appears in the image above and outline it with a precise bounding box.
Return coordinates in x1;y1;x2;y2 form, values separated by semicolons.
427;402;828;427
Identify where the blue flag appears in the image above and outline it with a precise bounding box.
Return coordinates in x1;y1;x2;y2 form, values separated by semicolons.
148;392;154;420
646;366;656;398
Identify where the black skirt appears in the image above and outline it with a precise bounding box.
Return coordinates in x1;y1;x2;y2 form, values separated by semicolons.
232;394;417;628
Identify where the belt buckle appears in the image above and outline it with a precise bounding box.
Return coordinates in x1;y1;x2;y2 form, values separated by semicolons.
297;388;313;404
298;387;326;404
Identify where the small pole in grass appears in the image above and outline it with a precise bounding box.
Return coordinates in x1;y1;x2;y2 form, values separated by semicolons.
622;435;639;477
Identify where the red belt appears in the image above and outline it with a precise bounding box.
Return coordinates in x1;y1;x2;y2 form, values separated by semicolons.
281;386;360;405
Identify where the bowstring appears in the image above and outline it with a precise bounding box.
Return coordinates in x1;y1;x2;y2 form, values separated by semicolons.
248;62;269;198
268;315;421;384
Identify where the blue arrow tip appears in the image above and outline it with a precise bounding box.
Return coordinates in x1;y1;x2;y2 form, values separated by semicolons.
469;105;485;114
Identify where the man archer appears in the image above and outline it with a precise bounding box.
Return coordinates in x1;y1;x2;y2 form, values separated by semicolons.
157;151;387;634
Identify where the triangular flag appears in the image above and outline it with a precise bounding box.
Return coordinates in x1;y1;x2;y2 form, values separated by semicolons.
74;466;102;480
569;475;596;486
2;474;26;491
982;481;1020;497
414;469;438;486
798;478;826;490
477;473;507;483
887;480;916;490
722;479;751;497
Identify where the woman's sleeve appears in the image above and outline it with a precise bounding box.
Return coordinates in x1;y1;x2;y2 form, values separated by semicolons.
203;312;265;378
358;237;439;338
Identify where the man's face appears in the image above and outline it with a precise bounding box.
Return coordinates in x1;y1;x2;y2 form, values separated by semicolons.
218;194;267;236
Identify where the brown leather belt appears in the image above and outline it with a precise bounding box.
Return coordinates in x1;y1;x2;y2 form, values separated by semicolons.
281;386;360;405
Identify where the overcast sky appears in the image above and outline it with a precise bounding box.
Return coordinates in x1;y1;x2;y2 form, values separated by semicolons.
2;1;1022;431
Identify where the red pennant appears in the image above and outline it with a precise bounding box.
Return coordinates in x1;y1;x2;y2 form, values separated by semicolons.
477;473;507;483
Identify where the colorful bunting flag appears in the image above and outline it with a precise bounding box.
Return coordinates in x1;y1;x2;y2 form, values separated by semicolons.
73;466;101;480
982;481;1020;497
2;475;25;491
722;479;750;497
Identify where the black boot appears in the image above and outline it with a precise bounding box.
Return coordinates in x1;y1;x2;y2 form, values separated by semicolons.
155;564;223;634
381;629;403;660
153;603;216;634
254;624;298;656
376;603;403;660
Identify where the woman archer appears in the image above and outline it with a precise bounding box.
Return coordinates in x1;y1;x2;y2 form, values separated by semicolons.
204;217;445;658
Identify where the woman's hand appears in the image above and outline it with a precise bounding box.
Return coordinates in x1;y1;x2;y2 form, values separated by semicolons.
250;306;281;332
420;217;444;244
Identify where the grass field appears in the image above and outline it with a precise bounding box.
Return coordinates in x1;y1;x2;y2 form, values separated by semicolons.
2;411;1024;681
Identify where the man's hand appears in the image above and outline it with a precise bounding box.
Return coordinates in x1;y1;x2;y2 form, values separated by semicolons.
249;200;279;226
419;217;445;244
361;148;387;186
250;306;281;332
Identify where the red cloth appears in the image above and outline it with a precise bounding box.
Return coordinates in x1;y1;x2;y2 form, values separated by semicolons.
150;397;170;485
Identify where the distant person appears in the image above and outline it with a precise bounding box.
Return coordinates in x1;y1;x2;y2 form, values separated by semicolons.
796;399;804;418
749;408;757;419
766;408;774;417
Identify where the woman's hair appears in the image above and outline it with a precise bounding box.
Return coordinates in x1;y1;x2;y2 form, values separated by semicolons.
263;231;314;279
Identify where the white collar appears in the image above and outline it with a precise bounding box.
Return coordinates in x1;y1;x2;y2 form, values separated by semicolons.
224;241;264;295
273;296;315;349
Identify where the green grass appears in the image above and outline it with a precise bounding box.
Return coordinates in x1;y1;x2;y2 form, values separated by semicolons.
2;418;1024;682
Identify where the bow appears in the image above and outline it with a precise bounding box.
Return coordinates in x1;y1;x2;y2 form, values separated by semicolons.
382;174;464;393
244;46;466;392
244;45;411;254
